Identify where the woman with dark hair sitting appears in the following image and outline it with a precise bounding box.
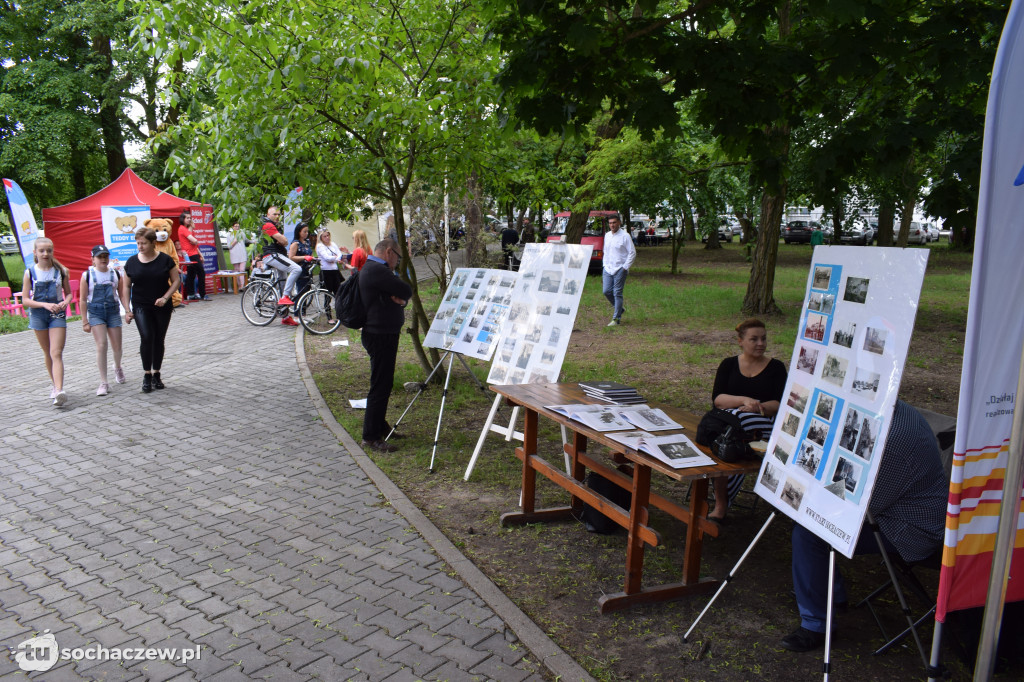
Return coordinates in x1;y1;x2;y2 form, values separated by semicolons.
288;221;315;299
709;318;788;523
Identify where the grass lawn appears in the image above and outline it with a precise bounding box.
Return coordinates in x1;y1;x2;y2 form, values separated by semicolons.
305;241;981;681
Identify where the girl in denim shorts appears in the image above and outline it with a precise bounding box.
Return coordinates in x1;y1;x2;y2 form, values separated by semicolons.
22;238;71;406
80;245;126;396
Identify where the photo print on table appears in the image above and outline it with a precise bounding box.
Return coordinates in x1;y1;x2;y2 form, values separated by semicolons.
844;276;869;303
787;383;810;413
538;270;563;293
795;441;824;476
812;265;833;291
814;392;837;421
773;441;792;465
831;455;863;496
833;321;857;348
855;413;881;461
781;412;801;437
760;461;781;494
805;418;830;447
821;354;849;388
839;406;862;451
781;477;807;511
797;346;820;374
803;312;828;343
851;367;881;400
863;326;888;355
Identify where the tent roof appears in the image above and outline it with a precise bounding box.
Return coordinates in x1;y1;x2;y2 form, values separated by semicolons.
41;168;202;225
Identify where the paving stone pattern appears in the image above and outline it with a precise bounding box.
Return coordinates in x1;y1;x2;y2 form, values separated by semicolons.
0;298;547;681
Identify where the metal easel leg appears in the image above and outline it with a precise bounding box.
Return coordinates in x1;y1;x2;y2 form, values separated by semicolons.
465;394;502;480
428;351;457;472
684;512;776;642
823;549;836;681
387;351;450;441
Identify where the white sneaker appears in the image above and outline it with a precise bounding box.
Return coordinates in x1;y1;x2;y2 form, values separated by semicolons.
53;390;67;406
606;319;620;327
50;385;57;399
96;383;109;396
114;367;126;384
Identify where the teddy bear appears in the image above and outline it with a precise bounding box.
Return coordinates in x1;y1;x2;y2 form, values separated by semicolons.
142;217;183;307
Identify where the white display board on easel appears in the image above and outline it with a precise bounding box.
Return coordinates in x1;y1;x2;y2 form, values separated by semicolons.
423;267;515;360
464;242;593;479
753;246;929;558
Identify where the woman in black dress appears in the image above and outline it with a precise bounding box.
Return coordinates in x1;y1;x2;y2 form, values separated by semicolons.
288;221;315;299
121;228;180;393
709;318;788;523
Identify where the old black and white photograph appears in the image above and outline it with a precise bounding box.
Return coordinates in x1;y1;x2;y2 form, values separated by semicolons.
851;367;881;400
538;270;563;293
821;354;849;388
787;383;810;413
760;462;781;494
500;348;513;364
773;442;791;465
470;280;480;290
453;272;467;287
781;412;801;437
528;370;552;384
552;250;566;265
855;415;880;460
490;365;506;383
537;304;552;316
805;418;829;447
556;304;572;315
468;316;481;328
475;303;488;315
459;302;471;313
844;276;870;303
540;349;556;365
660;441;703;461
863;326;888;355
833;321;856;348
803;312;827;342
839;407;862;451
815;392;836;421
562;279;579;296
445;289;459;302
781;478;806;511
525;324;543;343
516;343;534;369
832;455;862;494
812;266;833;290
819;294;835;315
465;291;476;301
568;252;586;269
462;332;474;343
503;336;517;350
808;291;823;312
508;369;525;384
547;327;561;346
499;277;514;288
797;346;820;374
477;342;490;355
795;442;824;475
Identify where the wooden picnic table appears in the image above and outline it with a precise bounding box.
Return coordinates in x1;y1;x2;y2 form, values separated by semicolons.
493;382;762;613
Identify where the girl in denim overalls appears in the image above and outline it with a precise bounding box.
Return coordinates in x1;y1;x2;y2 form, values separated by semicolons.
80;245;126;396
21;238;72;406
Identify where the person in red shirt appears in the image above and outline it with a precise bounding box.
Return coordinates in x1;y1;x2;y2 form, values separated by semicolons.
257;206;301;325
178;210;209;301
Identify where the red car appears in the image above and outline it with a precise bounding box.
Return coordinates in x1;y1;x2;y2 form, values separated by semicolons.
545;210;619;272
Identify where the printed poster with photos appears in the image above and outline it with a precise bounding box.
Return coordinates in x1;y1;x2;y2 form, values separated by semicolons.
486;242;593;385
753;246;929;558
424;268;515;361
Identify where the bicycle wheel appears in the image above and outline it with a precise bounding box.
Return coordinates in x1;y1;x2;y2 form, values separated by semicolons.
241;281;279;326
297;289;341;335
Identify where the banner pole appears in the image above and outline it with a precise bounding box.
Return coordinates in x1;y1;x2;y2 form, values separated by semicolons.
973;336;1024;681
928;621;944;682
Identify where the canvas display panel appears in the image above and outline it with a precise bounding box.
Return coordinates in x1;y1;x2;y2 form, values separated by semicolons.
752;246;929;558
486;243;592;385
424;268;515;361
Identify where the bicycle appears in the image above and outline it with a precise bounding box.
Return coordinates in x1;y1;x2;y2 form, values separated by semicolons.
241;261;288;326
295;264;341;335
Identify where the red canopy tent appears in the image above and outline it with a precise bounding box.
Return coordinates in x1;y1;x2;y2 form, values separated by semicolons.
41;168;211;281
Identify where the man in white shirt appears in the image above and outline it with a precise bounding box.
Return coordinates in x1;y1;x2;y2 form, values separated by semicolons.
602;216;636;326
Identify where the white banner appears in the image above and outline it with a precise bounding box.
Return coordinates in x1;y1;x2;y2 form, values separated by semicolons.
3;178;42;268
100;206;151;268
424;268;515;361
753;246;928;558
486;242;592;385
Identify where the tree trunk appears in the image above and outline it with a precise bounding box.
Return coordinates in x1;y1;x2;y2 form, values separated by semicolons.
876;201;895;247
92;35;128;180
897;185;918;248
743;187;786;315
390;182;439;373
464;171;486;268
564;206;591;244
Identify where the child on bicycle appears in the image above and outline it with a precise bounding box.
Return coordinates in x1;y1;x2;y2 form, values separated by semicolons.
80;245;126;396
22;237;72;406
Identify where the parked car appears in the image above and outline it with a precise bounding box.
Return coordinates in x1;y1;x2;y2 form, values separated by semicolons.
720;215;743;236
1;234;18;255
783;220;823;244
700;220;734;243
839;220;875;245
926;223;940;242
898;221;929;245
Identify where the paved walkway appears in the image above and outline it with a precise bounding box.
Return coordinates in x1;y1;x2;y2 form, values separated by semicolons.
0;296;590;681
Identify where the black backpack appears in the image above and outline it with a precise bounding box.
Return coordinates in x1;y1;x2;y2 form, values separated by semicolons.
333;270;367;329
696;408;757;463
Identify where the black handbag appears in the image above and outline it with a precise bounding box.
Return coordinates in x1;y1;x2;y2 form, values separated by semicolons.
711;425;754;463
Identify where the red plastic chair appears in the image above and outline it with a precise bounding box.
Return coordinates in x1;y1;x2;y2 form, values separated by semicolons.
0;286;26;317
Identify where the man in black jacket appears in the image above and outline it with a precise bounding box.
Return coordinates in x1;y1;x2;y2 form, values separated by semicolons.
359;238;413;453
